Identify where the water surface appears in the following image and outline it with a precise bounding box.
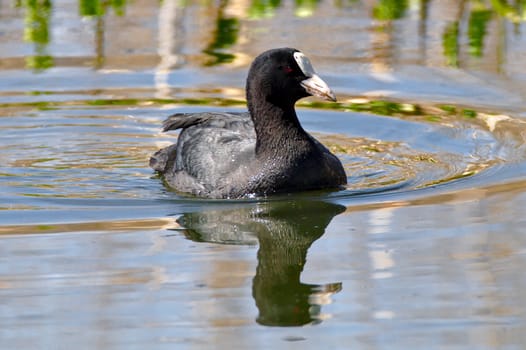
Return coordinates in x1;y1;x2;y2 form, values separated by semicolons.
2;1;526;349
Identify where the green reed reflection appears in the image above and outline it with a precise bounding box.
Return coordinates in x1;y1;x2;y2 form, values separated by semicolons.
443;21;460;67
17;0;127;71
294;0;321;17
203;0;240;66
490;0;526;23
468;6;493;57
18;0;53;71
13;0;526;71
79;0;126;17
373;0;408;20
249;0;281;19
441;0;525;66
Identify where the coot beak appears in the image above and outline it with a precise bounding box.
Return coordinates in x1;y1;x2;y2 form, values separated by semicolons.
300;74;337;102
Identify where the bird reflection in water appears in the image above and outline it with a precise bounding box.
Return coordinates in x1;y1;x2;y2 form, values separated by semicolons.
176;199;345;327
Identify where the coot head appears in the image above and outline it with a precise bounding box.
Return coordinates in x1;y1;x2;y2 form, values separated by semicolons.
246;48;336;110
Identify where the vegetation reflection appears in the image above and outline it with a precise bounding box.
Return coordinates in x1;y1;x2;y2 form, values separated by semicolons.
249;0;281;19
18;0;53;70
373;0;408;20
79;0;126;16
468;5;493;57
203;0;239;66
13;0;526;71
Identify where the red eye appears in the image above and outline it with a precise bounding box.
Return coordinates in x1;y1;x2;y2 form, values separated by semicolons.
282;65;293;74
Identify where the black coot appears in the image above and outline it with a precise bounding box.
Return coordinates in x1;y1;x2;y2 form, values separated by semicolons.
150;48;347;198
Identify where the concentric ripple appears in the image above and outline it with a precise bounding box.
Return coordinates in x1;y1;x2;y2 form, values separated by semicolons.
1;100;524;226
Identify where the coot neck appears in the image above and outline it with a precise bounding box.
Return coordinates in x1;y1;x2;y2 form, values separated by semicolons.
248;99;310;156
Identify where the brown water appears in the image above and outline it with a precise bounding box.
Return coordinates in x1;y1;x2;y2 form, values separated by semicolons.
2;0;526;349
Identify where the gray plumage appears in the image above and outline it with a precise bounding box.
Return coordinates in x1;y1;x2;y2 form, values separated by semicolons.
150;48;347;198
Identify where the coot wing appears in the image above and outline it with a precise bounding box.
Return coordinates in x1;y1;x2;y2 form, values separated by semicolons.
152;112;256;196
